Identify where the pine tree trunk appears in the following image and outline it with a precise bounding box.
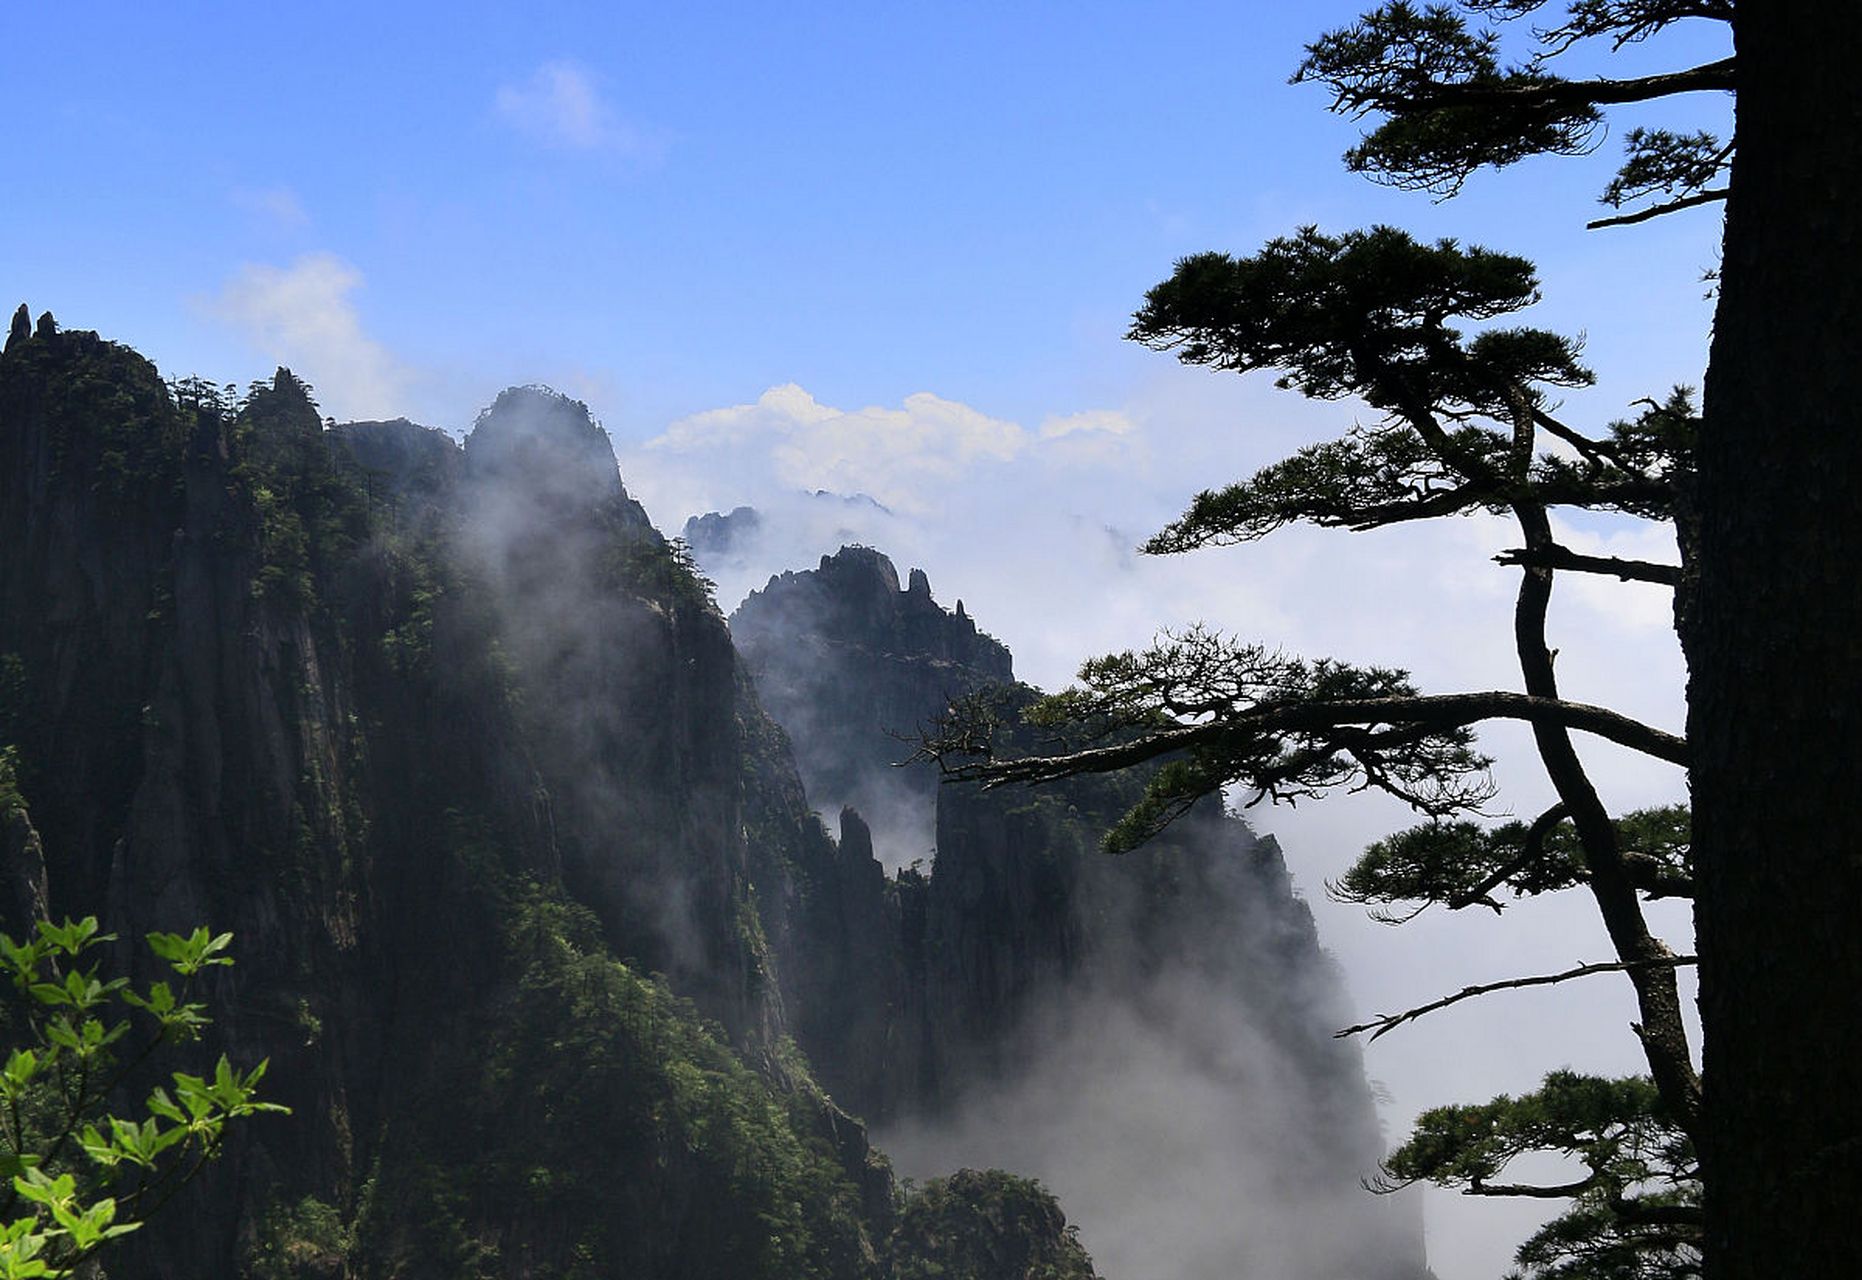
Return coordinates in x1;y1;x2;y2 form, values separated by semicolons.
1692;7;1862;1275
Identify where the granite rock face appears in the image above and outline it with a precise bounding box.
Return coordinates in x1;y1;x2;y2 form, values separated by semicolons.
733;546;1431;1280
0;328;922;1278
733;546;1011;866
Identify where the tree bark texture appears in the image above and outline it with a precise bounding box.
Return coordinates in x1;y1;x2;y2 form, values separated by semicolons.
1693;7;1862;1276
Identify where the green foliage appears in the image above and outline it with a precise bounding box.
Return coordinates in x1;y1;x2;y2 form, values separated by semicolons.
245;1195;352;1280
887;1170;1097;1280
1131;226;1584;411
1144;421;1509;550
1121;227;1707;557
1019;626;1493;852
1529;388;1696;521
252;482;313;606
378;560;440;677
0;919;286;1277
1601;129;1729;212
1335;804;1691;921
1116;229;1687;554
355;883;873;1280
605;534;718;612
0;329;188;506
1300;2;1603;195
0;750;22;821
230;370;375;611
1295;1;1733;215
1381;1071;1699;1279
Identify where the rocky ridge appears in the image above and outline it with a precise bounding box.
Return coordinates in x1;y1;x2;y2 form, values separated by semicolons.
0;315;1094;1279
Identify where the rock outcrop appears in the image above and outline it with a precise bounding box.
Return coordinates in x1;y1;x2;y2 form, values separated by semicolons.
733;546;1010;861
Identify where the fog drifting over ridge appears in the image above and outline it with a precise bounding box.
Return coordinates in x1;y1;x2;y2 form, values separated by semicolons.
616;371;1693;1280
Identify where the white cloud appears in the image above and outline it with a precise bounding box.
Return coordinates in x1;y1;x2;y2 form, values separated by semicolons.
494;61;655;155
1038;408;1135;440
647;383;1139;515
208;253;410;421
1549;512;1682;634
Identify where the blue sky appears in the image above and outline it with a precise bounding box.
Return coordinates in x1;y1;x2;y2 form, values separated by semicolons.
9;2;1728;432
6;6;1734;1276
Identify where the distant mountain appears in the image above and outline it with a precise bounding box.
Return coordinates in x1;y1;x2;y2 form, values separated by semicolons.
680;491;894;579
684;503;763;557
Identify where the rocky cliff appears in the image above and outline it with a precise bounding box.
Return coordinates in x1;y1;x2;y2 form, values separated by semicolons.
0;316;1096;1279
731;547;1431;1280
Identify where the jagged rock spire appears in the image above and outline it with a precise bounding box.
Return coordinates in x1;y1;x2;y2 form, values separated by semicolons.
5;304;28;353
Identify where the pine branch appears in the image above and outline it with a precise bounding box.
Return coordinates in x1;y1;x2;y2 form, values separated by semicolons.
1375;58;1735;114
1446;801;1572;911
947;689;1686;788
1470;1174;1600;1198
1531;406;1620;467
1588;186;1730;230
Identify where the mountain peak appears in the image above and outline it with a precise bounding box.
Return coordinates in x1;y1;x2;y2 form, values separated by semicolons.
463;385;651;529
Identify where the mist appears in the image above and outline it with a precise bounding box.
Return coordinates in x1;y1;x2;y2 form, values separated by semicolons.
444;385;753;1009
621;368;1693;1280
879;973;1423;1280
723;533;1430;1278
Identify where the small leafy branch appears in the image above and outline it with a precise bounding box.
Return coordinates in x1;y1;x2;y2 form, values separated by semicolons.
0;918;287;1278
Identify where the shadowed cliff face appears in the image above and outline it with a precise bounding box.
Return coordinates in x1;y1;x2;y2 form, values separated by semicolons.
453;387;761;1025
0;326;1104;1280
731;547;1431;1280
733;546;1011;872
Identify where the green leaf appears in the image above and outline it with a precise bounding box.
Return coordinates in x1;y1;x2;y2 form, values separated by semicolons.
146;927;237;977
144;1088;185;1125
2;1050;37;1089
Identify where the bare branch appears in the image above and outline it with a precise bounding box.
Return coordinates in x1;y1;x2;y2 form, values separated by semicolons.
1336;954;1698;1042
1495;544;1681;585
1531;406;1619;467
1470;1175;1599;1198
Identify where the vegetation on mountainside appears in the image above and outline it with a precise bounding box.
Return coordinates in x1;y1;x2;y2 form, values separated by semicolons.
353;873;877;1280
224;371;374;610
9;333;188;506
889;1170;1096;1280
